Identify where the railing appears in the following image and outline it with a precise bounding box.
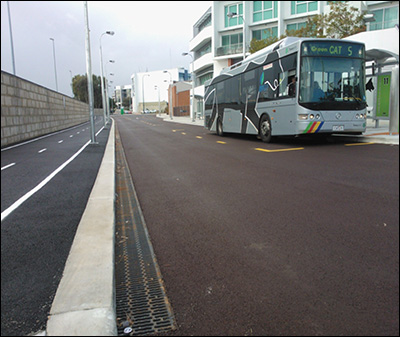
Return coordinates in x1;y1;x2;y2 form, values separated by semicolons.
216;43;244;57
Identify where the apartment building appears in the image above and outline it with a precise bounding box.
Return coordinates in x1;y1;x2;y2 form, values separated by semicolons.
189;1;399;116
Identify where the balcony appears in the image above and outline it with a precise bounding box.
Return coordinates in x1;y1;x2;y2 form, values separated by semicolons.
215;43;244;57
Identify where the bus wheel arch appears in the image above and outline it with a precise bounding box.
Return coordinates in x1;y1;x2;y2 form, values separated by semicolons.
259;114;273;143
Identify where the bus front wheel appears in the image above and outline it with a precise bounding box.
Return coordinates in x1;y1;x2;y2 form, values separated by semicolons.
259;114;272;143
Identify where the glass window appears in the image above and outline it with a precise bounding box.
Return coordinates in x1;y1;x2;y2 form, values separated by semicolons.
225;3;244;28
291;1;318;15
300;56;366;110
287;22;306;32
253;1;277;23
252;27;278;40
384;7;399;29
370;7;398;31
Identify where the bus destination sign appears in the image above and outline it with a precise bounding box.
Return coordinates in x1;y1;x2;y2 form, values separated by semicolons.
302;41;365;58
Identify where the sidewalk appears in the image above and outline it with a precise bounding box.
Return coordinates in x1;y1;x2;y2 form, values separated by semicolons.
157;114;399;145
346;119;399;145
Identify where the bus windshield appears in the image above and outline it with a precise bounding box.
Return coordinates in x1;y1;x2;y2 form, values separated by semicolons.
300;46;366;111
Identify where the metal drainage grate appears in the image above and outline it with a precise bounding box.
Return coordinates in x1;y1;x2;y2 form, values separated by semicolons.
115;130;176;336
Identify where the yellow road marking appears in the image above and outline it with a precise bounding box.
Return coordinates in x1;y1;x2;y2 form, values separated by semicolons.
255;147;304;153
196;136;203;139
181;132;187;135
217;141;227;144
345;142;375;147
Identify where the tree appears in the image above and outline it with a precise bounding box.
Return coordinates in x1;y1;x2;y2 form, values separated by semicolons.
249;35;279;54
324;1;366;39
72;74;104;108
250;2;366;54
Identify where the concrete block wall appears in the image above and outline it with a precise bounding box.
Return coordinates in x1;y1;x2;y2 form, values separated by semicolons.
1;71;90;148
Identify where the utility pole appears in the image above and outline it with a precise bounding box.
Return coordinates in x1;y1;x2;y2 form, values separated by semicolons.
7;1;16;75
84;1;97;144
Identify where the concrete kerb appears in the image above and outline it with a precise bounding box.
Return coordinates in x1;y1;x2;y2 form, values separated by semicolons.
46;120;117;336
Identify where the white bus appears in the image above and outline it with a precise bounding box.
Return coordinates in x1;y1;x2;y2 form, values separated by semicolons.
204;37;367;142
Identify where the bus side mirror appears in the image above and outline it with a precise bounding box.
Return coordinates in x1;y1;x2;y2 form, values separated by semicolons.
366;78;375;92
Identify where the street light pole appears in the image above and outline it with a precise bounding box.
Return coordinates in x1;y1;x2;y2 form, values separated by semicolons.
105;60;115;121
142;74;150;114
84;1;96;144
164;71;173;120
100;31;114;127
49;38;58;91
182;52;196;122
228;12;247;61
6;1;16;75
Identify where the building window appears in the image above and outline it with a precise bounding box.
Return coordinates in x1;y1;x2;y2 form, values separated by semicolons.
225;3;244;28
217;33;244;56
253;1;278;22
370;7;399;31
291;1;318;15
194;42;212;60
252;27;278;40
287;22;307;32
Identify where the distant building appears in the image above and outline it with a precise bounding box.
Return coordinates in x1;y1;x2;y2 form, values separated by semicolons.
131;68;190;113
115;85;132;110
168;82;192;117
189;1;399;117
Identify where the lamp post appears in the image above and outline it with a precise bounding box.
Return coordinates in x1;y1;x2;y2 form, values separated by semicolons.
84;1;96;144
227;12;247;60
105;60;115;122
142;74;150;114
163;71;173;120
6;1;16;75
100;31;115;127
49;38;58;91
155;86;161;117
182;52;196;122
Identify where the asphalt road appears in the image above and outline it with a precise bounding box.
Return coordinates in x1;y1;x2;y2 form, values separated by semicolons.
1;118;110;336
115;114;399;336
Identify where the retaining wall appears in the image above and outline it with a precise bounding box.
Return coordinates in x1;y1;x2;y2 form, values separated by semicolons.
1;71;91;148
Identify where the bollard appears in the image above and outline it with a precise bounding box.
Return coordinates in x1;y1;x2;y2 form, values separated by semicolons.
389;65;399;135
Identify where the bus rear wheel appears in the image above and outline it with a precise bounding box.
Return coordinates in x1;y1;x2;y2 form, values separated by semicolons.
259;114;272;143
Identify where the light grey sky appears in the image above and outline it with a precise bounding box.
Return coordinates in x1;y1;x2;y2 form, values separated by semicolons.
1;1;212;97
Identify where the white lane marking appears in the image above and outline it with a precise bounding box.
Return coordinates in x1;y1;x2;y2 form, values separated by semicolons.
1;163;16;171
1;127;105;222
38;149;47;154
58;140;64;144
1;123;90;152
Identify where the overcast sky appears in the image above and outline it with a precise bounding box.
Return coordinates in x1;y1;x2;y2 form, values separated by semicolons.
1;1;212;97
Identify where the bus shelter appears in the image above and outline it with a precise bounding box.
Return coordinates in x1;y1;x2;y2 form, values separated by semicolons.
365;49;399;134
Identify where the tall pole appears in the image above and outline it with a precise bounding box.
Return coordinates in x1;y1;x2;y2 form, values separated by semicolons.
142;74;150;113
164;71;173;120
99;38;107;127
50;38;58;91
183;53;195;122
84;1;96;144
6;1;16;75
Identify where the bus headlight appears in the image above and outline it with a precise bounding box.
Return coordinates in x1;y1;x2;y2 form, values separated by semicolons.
316;114;321;120
309;114;315;120
298;114;309;120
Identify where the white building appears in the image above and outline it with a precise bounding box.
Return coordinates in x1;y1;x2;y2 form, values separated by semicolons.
189;1;399;117
131;68;190;113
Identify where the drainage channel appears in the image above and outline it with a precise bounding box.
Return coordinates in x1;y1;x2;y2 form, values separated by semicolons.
115;129;176;336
